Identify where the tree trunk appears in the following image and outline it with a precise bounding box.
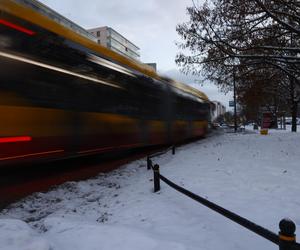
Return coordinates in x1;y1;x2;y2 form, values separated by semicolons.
291;100;298;132
290;77;297;132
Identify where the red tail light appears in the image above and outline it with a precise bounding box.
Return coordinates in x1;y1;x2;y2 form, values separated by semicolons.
0;19;36;35
0;136;32;143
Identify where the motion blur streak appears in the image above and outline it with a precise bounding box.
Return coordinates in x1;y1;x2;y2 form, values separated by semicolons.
0;51;122;89
0;1;211;166
0;150;65;161
78;143;142;154
0;19;35;35
88;54;137;78
78;147;119;154
0;136;32;143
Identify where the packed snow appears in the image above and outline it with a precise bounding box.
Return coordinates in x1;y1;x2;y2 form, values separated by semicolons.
1;128;300;250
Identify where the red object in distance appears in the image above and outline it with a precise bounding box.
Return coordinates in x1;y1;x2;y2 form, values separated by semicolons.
0;19;36;35
0;136;32;143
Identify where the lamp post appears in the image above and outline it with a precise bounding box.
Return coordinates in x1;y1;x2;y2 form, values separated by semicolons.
233;67;238;132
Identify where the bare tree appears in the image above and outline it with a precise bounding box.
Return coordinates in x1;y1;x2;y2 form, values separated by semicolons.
176;0;300;131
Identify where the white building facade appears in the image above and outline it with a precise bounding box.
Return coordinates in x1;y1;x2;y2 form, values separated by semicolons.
211;101;226;121
88;26;140;61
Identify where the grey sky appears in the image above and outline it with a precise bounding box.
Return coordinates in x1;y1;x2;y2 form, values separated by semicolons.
40;0;231;108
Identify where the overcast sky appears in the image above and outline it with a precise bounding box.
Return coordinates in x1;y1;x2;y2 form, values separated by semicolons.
40;0;231;108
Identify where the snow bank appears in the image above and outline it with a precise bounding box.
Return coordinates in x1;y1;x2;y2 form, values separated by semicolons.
1;128;300;250
43;217;185;250
0;219;49;250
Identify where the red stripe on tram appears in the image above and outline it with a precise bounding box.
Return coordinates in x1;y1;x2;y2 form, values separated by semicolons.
0;19;36;35
0;136;32;143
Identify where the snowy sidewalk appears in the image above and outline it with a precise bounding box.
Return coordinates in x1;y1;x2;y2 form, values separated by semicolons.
1;129;300;250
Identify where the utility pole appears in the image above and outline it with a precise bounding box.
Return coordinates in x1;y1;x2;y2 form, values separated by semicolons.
290;76;297;132
233;67;237;132
290;31;297;132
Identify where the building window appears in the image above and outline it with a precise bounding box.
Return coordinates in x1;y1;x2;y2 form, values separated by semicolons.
97;31;100;37
98;40;101;44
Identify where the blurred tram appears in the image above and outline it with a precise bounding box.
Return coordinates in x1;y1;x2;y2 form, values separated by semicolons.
0;0;211;166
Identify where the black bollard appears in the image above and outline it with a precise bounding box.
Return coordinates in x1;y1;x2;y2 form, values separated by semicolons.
279;218;296;250
153;164;160;192
172;145;175;155
147;156;152;170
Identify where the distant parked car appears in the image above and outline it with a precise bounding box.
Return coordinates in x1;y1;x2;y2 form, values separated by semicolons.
285;117;300;125
245;121;255;126
285;117;292;125
220;123;229;129
212;122;220;128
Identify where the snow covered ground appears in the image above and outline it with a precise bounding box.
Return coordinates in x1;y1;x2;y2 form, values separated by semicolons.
1;128;300;250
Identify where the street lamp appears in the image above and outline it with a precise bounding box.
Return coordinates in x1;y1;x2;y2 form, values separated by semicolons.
233;66;237;132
